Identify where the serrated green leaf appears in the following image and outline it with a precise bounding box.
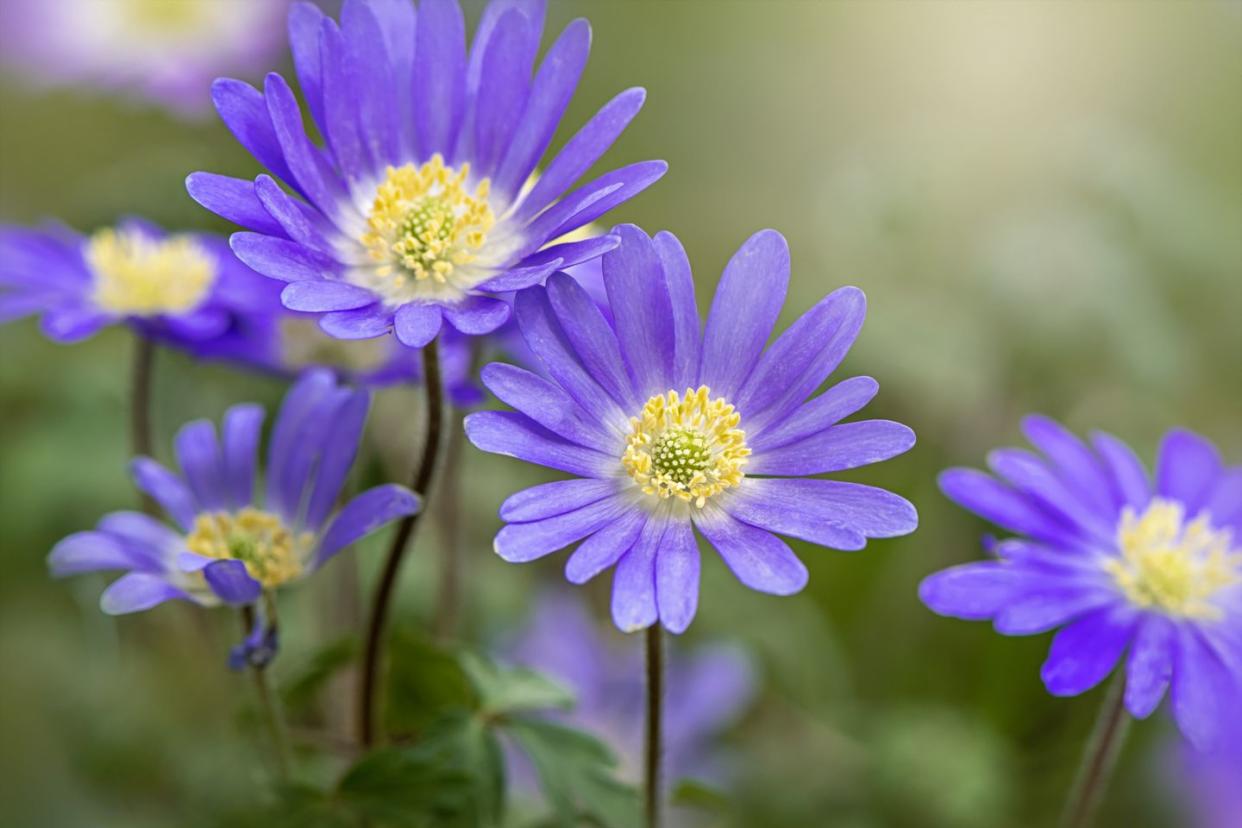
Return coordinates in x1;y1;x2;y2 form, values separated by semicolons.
503;716;640;828
459;652;575;716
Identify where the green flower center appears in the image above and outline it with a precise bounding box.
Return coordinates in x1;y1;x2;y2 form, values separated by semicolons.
650;427;712;486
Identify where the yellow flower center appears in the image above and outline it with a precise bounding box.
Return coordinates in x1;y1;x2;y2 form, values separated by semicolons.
359;155;495;304
88;227;216;316
1104;498;1240;620
622;387;750;508
185;508;312;590
121;0;210;33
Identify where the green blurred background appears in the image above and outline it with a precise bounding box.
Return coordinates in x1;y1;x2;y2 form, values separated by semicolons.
1;1;1239;826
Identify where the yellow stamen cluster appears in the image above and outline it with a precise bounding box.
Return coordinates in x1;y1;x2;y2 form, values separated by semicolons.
622;386;750;508
122;0;209;32
361;154;494;293
1104;498;1240;620
186;507;311;590
88;227;215;316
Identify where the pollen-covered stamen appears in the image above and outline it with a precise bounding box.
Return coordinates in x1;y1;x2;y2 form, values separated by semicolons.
186;507;313;589
88;227;216;316
623;386;750;508
1104;498;1241;620
359;154;494;302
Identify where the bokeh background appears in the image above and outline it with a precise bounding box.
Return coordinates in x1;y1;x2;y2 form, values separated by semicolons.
2;1;1240;826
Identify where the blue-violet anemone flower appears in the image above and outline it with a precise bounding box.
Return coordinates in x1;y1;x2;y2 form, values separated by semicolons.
465;225;919;633
48;369;420;617
0;219;277;346
919;421;1241;748
188;0;665;348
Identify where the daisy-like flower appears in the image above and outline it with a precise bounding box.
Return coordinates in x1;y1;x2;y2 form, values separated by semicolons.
47;369;419;619
920;420;1242;747
188;0;664;348
0;219;277;346
0;0;286;116
465;225;918;633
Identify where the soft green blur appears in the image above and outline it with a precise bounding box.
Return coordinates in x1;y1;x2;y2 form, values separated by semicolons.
1;1;1239;826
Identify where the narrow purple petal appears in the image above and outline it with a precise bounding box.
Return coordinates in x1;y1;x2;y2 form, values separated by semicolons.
394;303;443;348
204;559;262;604
1171;626;1239;749
527;161;666;243
1022;415;1116;519
185;173;284;237
611;516;665;632
565;509;646;585
546;272;638;409
500;478;620;522
464;410;613;477
480;362;616;452
265;369;338;515
1040;606;1134;696
40;306;109;342
305;389;370;530
494;495;632;563
101;573;189;614
211;78;294;186
652;231;700;389
656;519;699;634
518;234;618;271
749;376;879;453
319;304;392;339
1124;616;1174;718
1157;429;1222;515
938;468;1078;546
1205;467;1242;532
282;280;376;312
732;478;918;541
475;260;562;293
221;403;264;510
919;563;1029;621
443;295;510;335
254;175;339;254
1091;431;1152;512
231;233;342;283
315;484;421;566
747;420;915;476
603;225;675;397
413;0;467;156
695;507;808;595
724;486;865;551
993;588;1118;635
130;458;197;530
318;18;371;183
987;448;1115;545
288;1;328;131
48;531;150;576
264;72;347;217
471;8;534;177
174;420;227;511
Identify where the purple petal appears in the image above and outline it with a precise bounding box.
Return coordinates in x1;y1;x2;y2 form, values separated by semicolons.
319;304;392;339
393;303;443;348
993;588;1117;635
480;362;616;452
656;519;700;634
1021;415;1116;519
749;376;879;453
254;174;339;254
317;19;371;184
546;272;639;411
724;486;864;552
494;495;632;563
1124;616;1174;718
1040;606;1134;696
0;292;59;324
530;161;666;242
174;419;227;511
519;235;618;272
611;516;666;632
1091;431;1152;512
221;403;264;510
987;448;1115;545
603;225;675;397
1205;467;1242;533
475;259;562;293
305;389;370;530
443;295;510;335
204;559;263;604
40;306;109;342
565;509;646;585
130;458;198;530
97;511;182;555
471;8;535;177
211;78;294;186
695;507;808;595
500;478;620;522
464;410;613;477
1157;428;1221;515
185;173;284;236
1171;627;1240;749
699;230;790;399
282;280;376;312
101;572;189;614
231;233;342;283
413;0;467;156
919;563;1029;621
731;478;918;541
264;72;347;217
653;231;700;389
265;369;338;515
340;1;400;168
315;484;420;565
747;420;915;476
48;531;152;576
938;468;1077;546
288;1;328;130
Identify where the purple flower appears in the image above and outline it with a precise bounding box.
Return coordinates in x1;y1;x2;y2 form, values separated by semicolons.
505;590;757;784
188;0;664;348
0;218;278;347
47;369;420;615
920;420;1242;748
0;0;287;117
465;225;919;633
1177;728;1242;828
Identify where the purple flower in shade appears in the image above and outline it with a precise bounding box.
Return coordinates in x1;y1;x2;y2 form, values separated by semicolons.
0;0;287;117
505;590;757;784
47;369;420;617
1176;724;1242;828
187;0;665;349
465;225;919;633
919;420;1242;748
0;219;279;347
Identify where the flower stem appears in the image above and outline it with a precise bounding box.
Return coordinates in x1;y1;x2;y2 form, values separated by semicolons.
644;624;664;828
241;605;291;781
1059;671;1131;828
358;338;444;749
130;334;157;515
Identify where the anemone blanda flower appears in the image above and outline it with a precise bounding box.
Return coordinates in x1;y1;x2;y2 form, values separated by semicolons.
188;0;664;349
919;421;1242;748
0;219;278;347
48;369;419;618
465;225;919;633
0;0;286;116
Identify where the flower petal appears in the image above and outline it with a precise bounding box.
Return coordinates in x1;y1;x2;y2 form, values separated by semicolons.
919;563;1030;621
747;420;915;476
1040;607;1134;696
231;233;341;283
748;376;879;453
315;484;421;566
656;519;700;634
185;172;284;237
464;410;613;477
1157;429;1222;516
319;304;392;339
204;559;262;605
695;506;808;595
413;0;467;157
611;515;666;632
495;495;632;563
603;224;675;398
1124;616;1174;718
565;509;647;585
221;403;264;510
174;419;227;512
394;303;443;348
731;478;917;541
1091;431;1152;512
130;458;197;531
101;572;189;614
480;362;616;452
500;478;621;523
443;295;510;335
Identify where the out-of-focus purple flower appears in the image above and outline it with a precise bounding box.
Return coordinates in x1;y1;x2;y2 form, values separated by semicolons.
188;0;664;347
1177;729;1242;828
0;0;287;116
48;369;420;618
0;218;279;348
920;421;1242;748
466;225;918;633
505;590;757;784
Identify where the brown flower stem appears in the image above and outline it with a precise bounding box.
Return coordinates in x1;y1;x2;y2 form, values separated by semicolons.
1059;671;1131;828
644;624;664;828
241;603;291;781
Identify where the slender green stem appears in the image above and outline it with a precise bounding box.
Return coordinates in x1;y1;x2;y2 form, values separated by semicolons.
358;339;444;749
1059;671;1131;828
130;334;157;515
644;625;664;828
241;604;291;781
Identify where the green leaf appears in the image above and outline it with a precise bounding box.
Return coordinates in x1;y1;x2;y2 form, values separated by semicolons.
281;636;356;716
336;743;473;827
503;716;641;828
669;778;730;813
384;628;477;734
459;652;575;716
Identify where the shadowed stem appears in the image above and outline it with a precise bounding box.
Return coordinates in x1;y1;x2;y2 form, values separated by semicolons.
1059;671;1131;828
130;334;157;515
358;338;444;749
241;603;290;781
645;624;664;828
